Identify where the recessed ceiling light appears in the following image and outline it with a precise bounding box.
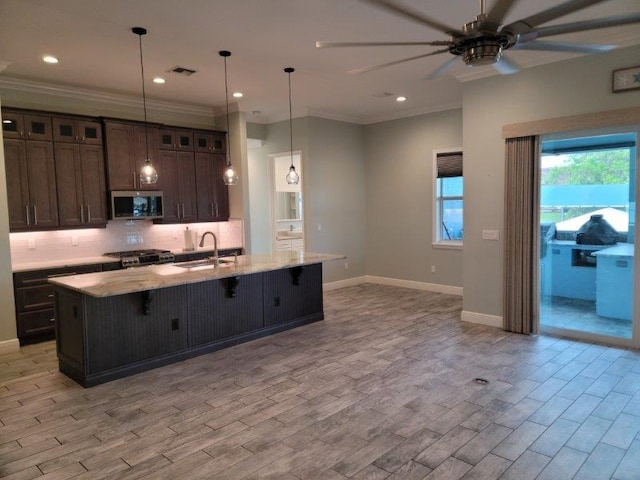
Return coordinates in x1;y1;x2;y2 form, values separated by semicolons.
396;96;407;102
42;55;59;64
233;92;243;98
153;77;165;84
2;119;12;124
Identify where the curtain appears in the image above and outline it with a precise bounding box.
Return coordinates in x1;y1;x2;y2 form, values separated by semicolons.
504;136;541;334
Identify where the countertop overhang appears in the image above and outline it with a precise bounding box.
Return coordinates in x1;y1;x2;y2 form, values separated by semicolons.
48;252;345;297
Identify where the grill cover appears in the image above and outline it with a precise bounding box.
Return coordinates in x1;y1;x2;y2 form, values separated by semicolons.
575;214;618;245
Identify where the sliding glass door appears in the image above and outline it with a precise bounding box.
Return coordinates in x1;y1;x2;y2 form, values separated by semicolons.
539;131;638;344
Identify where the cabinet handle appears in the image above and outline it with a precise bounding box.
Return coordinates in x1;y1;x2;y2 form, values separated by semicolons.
80;205;84;223
49;318;55;323
33;206;38;225
25;205;30;226
20;130;24;138
214;201;219;217
87;204;91;223
48;272;77;278
81;136;86;142
182;204;185;219
210;202;214;216
132;171;137;189
176;203;180;219
48;294;54;298
27;131;31;137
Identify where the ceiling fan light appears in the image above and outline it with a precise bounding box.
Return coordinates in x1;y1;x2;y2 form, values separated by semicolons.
463;42;503;66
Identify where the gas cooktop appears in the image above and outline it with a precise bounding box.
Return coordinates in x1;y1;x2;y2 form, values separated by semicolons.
104;249;175;267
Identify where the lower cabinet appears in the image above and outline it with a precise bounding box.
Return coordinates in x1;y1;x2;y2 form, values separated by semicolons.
54;264;324;387
14;264;103;343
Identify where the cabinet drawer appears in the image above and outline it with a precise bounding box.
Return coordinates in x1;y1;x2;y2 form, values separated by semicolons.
14;264;102;287
16;284;54;312
17;309;55;337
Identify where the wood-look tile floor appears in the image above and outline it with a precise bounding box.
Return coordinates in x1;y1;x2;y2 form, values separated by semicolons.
1;284;640;480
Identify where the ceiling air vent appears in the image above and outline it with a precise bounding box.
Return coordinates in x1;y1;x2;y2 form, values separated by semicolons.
168;66;197;76
372;92;394;98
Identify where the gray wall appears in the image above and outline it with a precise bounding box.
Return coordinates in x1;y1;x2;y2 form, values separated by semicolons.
247;116;367;283
364;109;464;287
462;44;640;318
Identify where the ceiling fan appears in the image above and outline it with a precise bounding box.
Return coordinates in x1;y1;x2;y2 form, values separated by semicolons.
316;0;640;78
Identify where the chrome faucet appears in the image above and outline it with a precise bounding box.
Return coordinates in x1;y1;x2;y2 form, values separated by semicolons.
198;231;219;265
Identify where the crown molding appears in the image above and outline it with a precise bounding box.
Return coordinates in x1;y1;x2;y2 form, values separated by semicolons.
361;101;463;125
0;76;215;118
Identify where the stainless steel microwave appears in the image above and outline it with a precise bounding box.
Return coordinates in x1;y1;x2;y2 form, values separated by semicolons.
110;190;164;220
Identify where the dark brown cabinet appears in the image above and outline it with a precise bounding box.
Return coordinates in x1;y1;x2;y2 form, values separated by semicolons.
194;131;226;154
195;152;229;222
159;128;193;151
55;143;107;227
14;264;102;343
2;110;52;141
53;117;102;145
157;150;198;222
4;138;59;230
103;120;159;191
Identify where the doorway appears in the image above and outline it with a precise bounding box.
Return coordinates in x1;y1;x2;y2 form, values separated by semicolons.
270;151;304;253
539;131;638;344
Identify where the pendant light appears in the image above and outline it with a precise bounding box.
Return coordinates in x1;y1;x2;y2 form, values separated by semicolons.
133;27;158;185
284;67;300;185
219;50;239;186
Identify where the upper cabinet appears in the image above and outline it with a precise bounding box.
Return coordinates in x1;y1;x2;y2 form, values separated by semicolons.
103;120;159;191
194;131;226;154
53;117;102;145
159;128;193;151
2;110;52;141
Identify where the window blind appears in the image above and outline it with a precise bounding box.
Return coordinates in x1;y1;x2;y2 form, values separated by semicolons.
436;152;463;178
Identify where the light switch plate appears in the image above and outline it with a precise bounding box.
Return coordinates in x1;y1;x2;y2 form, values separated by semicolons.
482;229;500;241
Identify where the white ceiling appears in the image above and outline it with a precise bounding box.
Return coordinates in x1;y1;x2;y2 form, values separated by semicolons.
1;0;639;124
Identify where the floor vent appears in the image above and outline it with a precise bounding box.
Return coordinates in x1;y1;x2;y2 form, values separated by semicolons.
473;378;489;385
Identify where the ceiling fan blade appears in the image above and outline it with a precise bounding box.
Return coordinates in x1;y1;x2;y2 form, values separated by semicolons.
423;57;459;80
316;40;453;48
513;40;615;54
348;48;450;75
528;13;640;39
493;56;520;75
485;0;520;26
362;0;466;37
504;0;607;34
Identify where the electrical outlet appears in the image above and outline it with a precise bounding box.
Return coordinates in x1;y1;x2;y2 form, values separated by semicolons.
28;238;36;249
344;262;349;270
71;236;79;246
431;265;436;273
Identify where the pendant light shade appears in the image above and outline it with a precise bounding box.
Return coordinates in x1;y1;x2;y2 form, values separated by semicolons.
284;67;299;185
220;50;239;186
132;27;158;185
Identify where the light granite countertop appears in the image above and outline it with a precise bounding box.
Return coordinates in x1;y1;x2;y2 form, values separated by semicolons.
48;252;345;298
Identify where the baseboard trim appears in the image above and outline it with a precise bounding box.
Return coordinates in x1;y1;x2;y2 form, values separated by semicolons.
323;276;367;291
365;275;463;296
461;310;503;329
0;338;20;355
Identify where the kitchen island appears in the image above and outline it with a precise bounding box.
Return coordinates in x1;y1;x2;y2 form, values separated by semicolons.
49;252;344;387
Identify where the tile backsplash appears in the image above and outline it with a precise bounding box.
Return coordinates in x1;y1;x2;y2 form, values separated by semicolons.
10;219;244;265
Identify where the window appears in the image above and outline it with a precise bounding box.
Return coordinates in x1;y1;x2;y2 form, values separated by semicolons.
434;150;463;245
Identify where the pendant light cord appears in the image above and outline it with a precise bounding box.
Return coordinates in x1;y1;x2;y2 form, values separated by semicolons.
136;30;150;164
223;54;231;166
285;67;295;169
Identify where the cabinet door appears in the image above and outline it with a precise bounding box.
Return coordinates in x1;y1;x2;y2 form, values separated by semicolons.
104;122;136;190
194;132;213;153
194;152;215;221
1;111;25;139
175;130;193;151
78;120;102;145
157;150;180;222
177;151;197;222
80;145;108;225
212;153;229;221
4;139;30;229
26;141;58;228
23;114;52;141
53;117;79;143
54;143;84;226
158;129;176;150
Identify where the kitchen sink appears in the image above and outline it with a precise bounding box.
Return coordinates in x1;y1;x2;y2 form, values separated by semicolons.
174;257;235;269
